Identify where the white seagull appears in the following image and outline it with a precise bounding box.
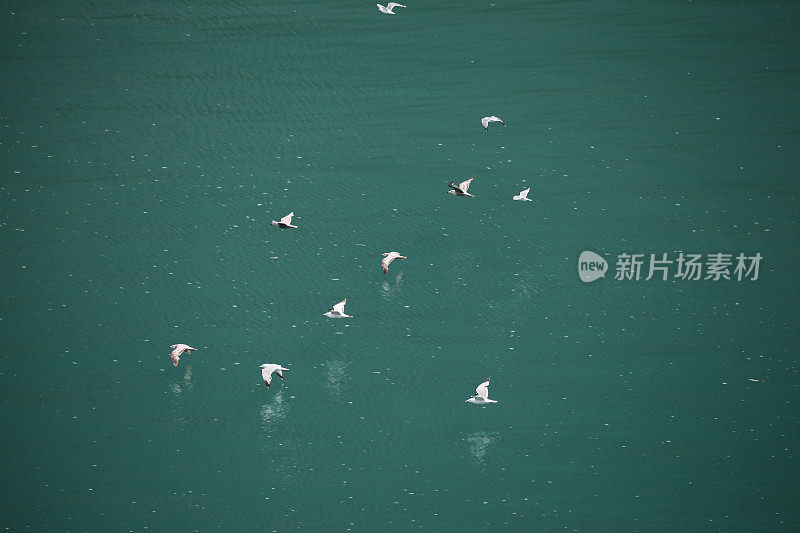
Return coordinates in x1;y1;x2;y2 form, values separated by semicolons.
481;116;506;131
259;364;289;389
513;187;532;201
448;175;476;197
170;344;197;367
271;212;297;229
323;298;351;318
465;378;497;405
377;2;406;14
381;252;407;275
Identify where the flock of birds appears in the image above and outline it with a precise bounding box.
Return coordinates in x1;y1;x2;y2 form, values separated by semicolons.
168;6;527;406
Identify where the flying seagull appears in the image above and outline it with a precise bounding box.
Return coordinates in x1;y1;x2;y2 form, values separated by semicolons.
513;187;532;201
271;212;297;229
377;2;406;14
465;378;497;405
481;116;506;131
448;176;476;197
324;298;351;318
381;252;407;275
259;364;289;388
170;344;197;367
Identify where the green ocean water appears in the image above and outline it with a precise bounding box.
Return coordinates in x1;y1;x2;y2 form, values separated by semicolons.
1;0;798;530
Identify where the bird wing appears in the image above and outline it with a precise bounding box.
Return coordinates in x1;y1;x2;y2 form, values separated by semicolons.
171;353;180;366
459;176;475;192
386;2;405;8
484;116;505;127
262;366;274;387
332;298;347;314
475;379;490;400
381;255;392;273
280;212;294;225
516;188;530;199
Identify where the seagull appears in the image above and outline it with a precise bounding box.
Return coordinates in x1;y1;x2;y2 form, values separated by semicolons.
271;212;297;229
448;176;476;197
513;187;532;201
170;344;197;367
465;378;497;405
259;364;289;389
381;252;407;275
377;2;406;14
323;298;351;318
481;116;506;131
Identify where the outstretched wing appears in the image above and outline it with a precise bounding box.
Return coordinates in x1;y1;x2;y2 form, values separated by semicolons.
381;255;392;274
386;2;406;8
483;116;505;129
332;298;347;314
475;378;490;400
262;367;273;387
459;176;475;192
280;212;294;225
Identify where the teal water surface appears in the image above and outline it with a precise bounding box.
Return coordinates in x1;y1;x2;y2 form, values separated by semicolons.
1;0;799;530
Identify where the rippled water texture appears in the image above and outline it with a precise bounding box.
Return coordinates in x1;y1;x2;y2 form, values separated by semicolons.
1;0;798;530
